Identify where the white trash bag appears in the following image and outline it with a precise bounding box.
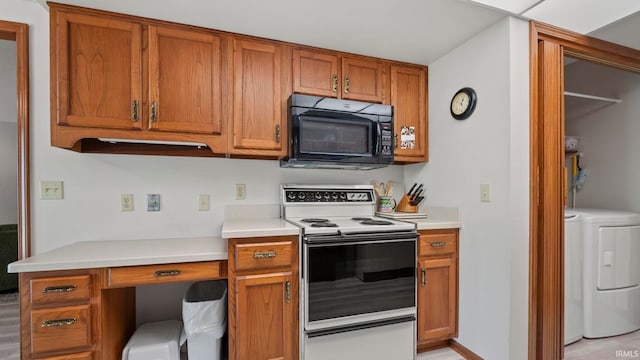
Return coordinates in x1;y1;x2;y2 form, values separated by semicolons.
181;280;227;360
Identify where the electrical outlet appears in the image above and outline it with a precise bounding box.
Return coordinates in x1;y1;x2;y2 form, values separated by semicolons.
121;194;134;211
480;183;491;202
147;194;160;211
235;184;246;200
198;194;209;211
40;181;63;200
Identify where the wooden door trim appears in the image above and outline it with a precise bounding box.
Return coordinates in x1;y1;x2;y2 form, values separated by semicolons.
0;20;30;260
529;21;640;359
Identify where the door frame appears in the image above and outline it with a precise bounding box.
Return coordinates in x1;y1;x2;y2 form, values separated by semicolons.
529;21;640;359
0;20;30;260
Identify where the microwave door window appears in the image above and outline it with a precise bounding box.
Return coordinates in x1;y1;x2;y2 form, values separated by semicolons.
299;116;372;156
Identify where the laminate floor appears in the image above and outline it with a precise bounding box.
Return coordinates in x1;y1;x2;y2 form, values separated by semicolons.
416;347;465;360
565;330;640;360
0;293;20;360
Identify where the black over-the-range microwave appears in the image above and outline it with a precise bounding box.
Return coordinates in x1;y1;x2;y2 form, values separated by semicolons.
280;93;394;170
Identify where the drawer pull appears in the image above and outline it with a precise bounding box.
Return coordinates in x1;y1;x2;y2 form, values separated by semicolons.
285;281;291;304
253;251;277;259
42;285;77;293
41;318;77;328
153;270;181;277
429;241;447;248
421;268;426;287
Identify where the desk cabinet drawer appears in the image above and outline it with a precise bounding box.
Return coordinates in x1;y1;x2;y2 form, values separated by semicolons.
31;275;91;305
419;231;457;257
235;241;293;271
31;305;91;354
107;261;223;288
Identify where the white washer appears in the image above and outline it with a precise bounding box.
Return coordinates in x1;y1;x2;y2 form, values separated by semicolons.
577;208;640;338
564;210;582;345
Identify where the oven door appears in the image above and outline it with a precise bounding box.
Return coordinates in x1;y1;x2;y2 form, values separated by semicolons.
303;231;417;332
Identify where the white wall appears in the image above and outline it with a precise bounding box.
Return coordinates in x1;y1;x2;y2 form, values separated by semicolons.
0;39;18;225
405;17;530;360
0;0;405;322
0;40;17;124
565;61;640;212
0;122;18;225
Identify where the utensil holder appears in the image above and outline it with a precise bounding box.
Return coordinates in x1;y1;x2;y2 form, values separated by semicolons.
395;195;418;213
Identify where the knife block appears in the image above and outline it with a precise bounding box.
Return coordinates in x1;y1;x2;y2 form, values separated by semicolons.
395;195;418;213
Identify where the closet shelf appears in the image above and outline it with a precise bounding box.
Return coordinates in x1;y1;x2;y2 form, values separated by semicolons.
564;91;622;103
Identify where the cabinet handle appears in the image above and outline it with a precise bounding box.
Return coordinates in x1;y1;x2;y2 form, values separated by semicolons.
429;241;447;248
344;76;350;94
331;74;338;92
285;281;291;304
253;251;277;259
150;101;158;123
131;100;139;122
42;285;77;294
153;269;181;277
421;268;426;287
275;125;281;143
41;318;76;328
394;134;398;149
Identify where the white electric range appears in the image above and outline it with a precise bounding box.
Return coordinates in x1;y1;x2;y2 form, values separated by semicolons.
282;184;418;360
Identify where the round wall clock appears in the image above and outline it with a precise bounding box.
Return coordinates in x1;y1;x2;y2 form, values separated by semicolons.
450;87;477;120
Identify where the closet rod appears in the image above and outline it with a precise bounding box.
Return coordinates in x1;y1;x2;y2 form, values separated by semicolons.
564;91;622;103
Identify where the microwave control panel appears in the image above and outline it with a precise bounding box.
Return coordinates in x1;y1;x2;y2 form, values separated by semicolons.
380;123;393;156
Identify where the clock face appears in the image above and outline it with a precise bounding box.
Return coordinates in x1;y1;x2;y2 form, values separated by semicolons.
451;92;470;116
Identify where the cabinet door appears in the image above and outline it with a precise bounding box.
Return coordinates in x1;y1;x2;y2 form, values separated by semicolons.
148;26;224;136
232;39;288;156
341;56;384;103
417;256;457;343
235;272;295;360
293;49;339;98
54;11;142;130
391;65;428;162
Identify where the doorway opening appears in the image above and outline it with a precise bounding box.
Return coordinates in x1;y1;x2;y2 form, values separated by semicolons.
0;22;30;261
529;22;640;359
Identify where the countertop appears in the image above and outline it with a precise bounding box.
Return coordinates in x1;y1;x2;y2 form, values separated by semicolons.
222;218;300;238
8;237;227;273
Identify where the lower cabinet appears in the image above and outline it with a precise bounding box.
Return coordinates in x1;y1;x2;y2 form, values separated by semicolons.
228;236;299;360
417;229;459;351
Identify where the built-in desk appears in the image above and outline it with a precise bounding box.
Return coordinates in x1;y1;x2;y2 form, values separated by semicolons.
9;237;228;360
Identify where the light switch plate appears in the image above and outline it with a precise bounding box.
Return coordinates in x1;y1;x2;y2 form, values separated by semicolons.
40;181;63;200
147;194;160;211
480;183;491;202
198;194;209;211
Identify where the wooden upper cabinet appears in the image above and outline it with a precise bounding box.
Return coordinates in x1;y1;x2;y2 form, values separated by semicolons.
341;56;385;103
231;38;289;156
391;64;428;162
147;26;224;135
293;49;385;103
293;49;340;97
54;11;142;130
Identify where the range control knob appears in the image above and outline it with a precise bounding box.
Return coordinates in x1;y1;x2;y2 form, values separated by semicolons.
339;193;346;200
323;192;330;199
315;192;322;199
298;192;306;200
331;192;338;199
287;192;296;200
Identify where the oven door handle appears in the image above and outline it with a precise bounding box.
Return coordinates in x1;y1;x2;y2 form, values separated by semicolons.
306;315;416;339
305;231;418;245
